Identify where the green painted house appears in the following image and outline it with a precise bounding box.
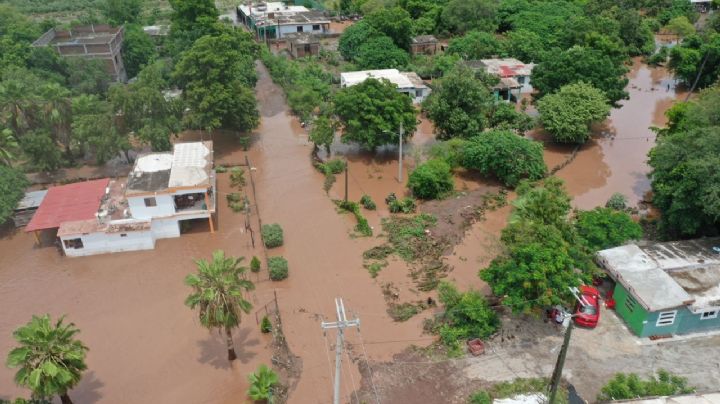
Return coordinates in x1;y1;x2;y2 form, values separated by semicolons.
597;238;720;338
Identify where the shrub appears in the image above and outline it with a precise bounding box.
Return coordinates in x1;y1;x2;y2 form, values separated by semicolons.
388;302;420;321
250;256;261;273
260;316;272;333
238;136;251;151
408;159;454;199
324;158;346;174
262;224;284;248
598;370;694;401
435;282;499;349
215;165;228;173
605;192;628;210
247;364;279;402
428;138;468;168
389;197;416;213
469;391;492;404
226;192;242;203
268;257;289;281
360;194;376;210
461;130;546;187
230;167;246;188
575;207;643;252
229;201;244;212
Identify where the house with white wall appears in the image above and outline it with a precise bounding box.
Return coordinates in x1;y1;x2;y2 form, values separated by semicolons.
465;58;535;102
340;69;431;104
236;2;330;39
26;142;216;257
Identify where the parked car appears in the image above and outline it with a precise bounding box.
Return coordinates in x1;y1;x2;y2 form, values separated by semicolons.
573;285;600;328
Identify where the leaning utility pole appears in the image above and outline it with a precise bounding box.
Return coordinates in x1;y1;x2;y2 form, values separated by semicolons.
321;298;360;404
548;319;573;404
397;121;404;183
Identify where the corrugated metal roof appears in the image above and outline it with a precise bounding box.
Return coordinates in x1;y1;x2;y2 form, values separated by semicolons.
16;190;48;210
25;179;110;232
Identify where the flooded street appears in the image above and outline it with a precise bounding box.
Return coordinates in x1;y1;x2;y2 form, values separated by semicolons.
547;59;683;209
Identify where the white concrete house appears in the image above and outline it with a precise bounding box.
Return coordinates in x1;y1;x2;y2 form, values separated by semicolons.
27;142;217;257
466;58;535;102
340;69;431;104
236;2;330;39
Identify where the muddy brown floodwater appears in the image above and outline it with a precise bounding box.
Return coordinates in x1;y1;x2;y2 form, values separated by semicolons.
541;59;684;209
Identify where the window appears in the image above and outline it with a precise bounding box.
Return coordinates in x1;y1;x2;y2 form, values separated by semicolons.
624;295;637;313
313;24;320;31
297;26;303;33
701;310;718;320
656;310;677;327
416;89;423;97
63;238;84;249
144;197;157;207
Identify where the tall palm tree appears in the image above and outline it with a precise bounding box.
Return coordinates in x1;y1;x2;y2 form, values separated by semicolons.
185;250;255;361
0;127;19;166
38;83;72;158
6;315;89;404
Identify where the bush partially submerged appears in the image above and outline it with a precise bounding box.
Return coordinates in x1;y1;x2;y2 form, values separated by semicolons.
408;159;454;200
605;192;628;210
262;224;284;248
268;256;289;281
336;200;372;237
360;194;376;210
230;167;246;188
250;256;261;273
386;193;417;213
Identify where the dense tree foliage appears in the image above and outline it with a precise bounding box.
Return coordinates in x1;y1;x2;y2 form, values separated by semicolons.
441;0;498;34
338;21;379;61
446;31;505;60
173;30;259;132
333;78;417;149
649;85;720;237
575;208;643;252
0;165;28;224
537;82;611;144
102;0;142;25
461;131;546;187
355;36;410;69
309;114;335;153
168;0;221;54
122;24;157;79
434;281;499;352
364;7;413;50
533;46;629;106
669;33;720;89
408;158;453;199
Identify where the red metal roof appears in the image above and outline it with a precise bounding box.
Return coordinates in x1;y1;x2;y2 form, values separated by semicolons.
26;179;110;233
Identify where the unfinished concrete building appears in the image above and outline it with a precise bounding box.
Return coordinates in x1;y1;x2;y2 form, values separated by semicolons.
32;24;127;82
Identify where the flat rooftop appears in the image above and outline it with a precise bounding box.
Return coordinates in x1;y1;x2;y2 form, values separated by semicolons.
341;69;427;90
33;25;122;47
598;238;720;312
127;141;214;195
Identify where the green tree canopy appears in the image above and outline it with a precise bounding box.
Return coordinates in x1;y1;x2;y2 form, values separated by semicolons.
461;130;546;187
446;31;506;60
354;36;410;70
338;20;379;61
6;315;88;404
649;85;720;237
309;114;335;154
532;46;629;106
665;16;695;38
422;65;493;139
185;250;255;361
333;78;417;149
0;165;28;224
0;5;40;70
102;0;143;25
537;82;611;144
668;33;720;88
408;158;454;199
441;0;498;34
575;207;643;252
364;7;413;50
168;0;221;53
122;24;157;79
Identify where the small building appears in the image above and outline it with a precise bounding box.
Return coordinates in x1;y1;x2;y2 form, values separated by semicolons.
32;24;127;82
465;58;535;102
597;238;720;338
237;2;330;40
26;142;217;257
410;35;439;56
340;69;431;104
287;33;320;58
12;190;47;228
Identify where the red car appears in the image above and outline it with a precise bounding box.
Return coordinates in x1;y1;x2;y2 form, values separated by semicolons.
574;285;600;328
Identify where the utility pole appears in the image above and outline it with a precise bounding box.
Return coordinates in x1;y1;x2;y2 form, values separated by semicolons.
344;158;349;202
321;298;360;404
548;319;573;404
397;121;404;183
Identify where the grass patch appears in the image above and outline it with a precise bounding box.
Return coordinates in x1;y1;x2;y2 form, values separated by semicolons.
363;245;394;260
335;200;372;237
363;260;387;277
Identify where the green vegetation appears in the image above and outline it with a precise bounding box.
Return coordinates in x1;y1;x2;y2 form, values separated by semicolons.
428;138;468;169
226;192;244;213
247;364;279;403
6;315;88;404
336;200;372;237
309;114;335;153
354;35;410;69
575;208;643;252
461;131;546;187
408;159;454;199
386;194;417;214
649;85;720;237
250;256;261;273
471;378;568;404
260;316;272;334
537;82;611;144
230;167;246;188
364;260;387;278
185;250;254;361
605;192;628;210
360;194;376;210
261;224;284;249
333;78;417;150
0;165;29;224
428;281;499;355
669;33;720;90
122;24;157;79
598;370;694;401
268;256;289;281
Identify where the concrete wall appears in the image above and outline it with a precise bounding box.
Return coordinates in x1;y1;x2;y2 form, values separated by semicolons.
128;194;175;219
61;230;154;257
517;75;533;94
614;283;650;336
411;43;438;56
278;24;325;38
151;218;180;239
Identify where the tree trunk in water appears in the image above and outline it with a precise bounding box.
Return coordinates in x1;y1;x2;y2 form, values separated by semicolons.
60;393;73;404
225;327;237;361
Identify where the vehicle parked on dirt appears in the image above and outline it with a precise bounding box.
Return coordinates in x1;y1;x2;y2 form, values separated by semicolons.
574;285;600;328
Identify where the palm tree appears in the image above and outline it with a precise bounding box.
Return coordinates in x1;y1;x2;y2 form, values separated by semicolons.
6;315;89;404
0;127;19;166
247;364;279;403
185;250;255;361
